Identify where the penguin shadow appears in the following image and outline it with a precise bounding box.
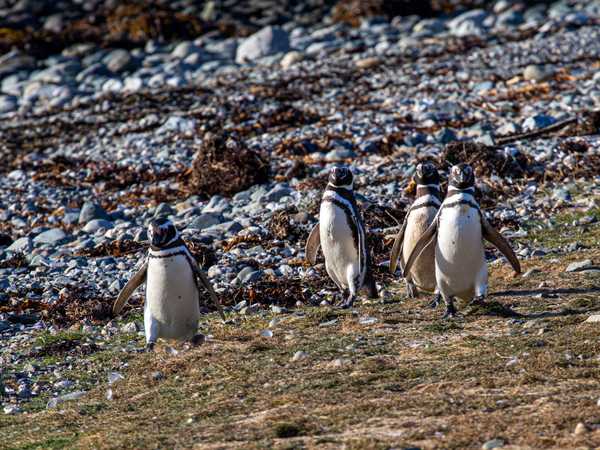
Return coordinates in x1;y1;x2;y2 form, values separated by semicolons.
463;300;521;318
488;286;600;320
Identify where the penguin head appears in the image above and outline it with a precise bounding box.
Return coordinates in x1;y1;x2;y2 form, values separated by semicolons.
449;163;475;189
148;217;178;248
414;162;440;186
328;166;354;189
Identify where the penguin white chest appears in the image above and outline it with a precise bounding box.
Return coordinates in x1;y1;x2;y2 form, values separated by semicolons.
319;201;363;289
435;203;486;299
146;253;200;340
403;203;438;292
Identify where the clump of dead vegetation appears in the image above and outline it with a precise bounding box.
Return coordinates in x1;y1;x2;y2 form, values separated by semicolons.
440;141;533;179
189;132;269;197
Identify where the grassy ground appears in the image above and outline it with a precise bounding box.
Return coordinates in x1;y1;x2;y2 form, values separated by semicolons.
2;215;600;449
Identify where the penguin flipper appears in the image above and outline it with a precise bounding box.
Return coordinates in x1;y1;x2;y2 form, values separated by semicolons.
403;217;438;278
480;215;521;274
187;255;226;321
305;222;321;265
389;220;407;274
113;261;148;316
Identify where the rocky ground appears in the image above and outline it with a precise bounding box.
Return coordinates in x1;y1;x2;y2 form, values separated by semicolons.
1;0;600;448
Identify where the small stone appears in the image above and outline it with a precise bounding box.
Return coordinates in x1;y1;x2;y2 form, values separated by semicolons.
359;316;378;326
7;237;32;253
262;186;293;203
79;202;109;224
108;372;124;385
158;116;197;134
165;346;179;356
260;329;273;338
106;388;114;401
482;438;505;450
325;148;355;161
121;322;138;334
236;267;263;284
3;405;21;415
236;26;290;64
355;57;379;69
54;379;74;390
523;64;552;82
47;391;86;408
83;219;114;233
280;51;303;69
104;49;134;73
33;228;70;246
328;358;349;369
566;260;593;272
574;422;588;435
291;351;308;362
435;128;457;144
584;315;600;323
188;213;223;230
271;305;286;314
0;95;17;114
522;115;556;131
240;304;260;315
151;371;164;381
523;268;541;277
233;300;247;311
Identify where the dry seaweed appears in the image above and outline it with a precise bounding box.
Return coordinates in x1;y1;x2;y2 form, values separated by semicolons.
0;253;29;269
227;275;325;308
44;286;119;326
184;239;218;269
189;132;269;197
29;339;100;358
75;240;145;258
440;141;533;178
562;110;600;137
332;0;435;27
267;206;305;241
0;3;211;58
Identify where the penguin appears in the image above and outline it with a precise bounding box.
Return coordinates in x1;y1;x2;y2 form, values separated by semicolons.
389;162;441;306
305;166;378;308
112;218;225;350
403;163;521;318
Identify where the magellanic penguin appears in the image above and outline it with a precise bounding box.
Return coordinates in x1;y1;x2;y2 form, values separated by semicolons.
305;166;378;308
403;163;521;318
389;162;441;305
112;218;225;350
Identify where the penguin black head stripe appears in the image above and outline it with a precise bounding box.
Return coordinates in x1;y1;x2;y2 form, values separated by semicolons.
449;163;474;190
414;162;440;186
148;217;179;248
328;166;354;189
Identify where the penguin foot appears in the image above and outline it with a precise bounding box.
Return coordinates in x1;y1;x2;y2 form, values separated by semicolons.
469;295;486;306
339;295;356;309
145;342;156;352
442;303;458;319
406;282;418;298
428;294;441;309
191;334;205;346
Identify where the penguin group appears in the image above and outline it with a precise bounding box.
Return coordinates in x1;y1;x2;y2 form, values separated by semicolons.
113;163;521;349
305;162;520;318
